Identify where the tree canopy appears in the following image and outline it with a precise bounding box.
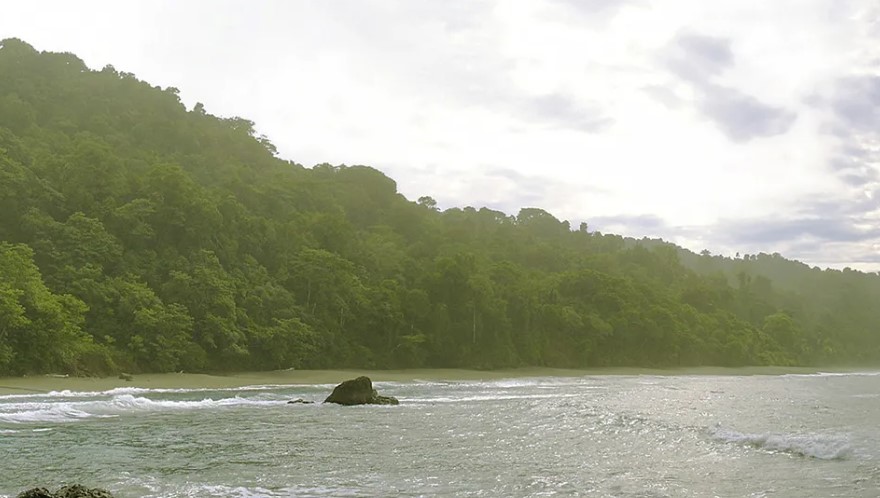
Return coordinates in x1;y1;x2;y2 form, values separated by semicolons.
0;38;878;376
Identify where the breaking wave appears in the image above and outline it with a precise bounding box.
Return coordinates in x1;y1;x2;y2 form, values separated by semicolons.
0;393;291;424
709;425;852;460
781;371;880;379
0;384;304;401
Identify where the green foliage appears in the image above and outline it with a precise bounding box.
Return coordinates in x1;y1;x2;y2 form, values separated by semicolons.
1;38;878;376
0;242;112;375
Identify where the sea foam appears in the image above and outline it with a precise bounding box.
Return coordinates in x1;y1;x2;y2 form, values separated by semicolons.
0;383;304;401
781;371;880;379
0;393;287;424
709;425;852;460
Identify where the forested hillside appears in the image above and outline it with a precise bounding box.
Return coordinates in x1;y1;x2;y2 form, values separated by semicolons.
0;39;878;376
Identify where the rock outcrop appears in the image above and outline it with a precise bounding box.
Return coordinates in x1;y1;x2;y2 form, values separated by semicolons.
17;485;114;498
323;376;399;405
15;489;52;498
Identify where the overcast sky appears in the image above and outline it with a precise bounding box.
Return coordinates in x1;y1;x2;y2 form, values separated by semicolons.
2;1;879;269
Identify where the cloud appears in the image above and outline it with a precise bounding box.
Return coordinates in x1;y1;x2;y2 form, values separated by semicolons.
814;74;880;193
642;85;684;109
722;221;880;269
696;179;880;265
551;0;633;13
473;167;609;215
317;2;613;135
659;30;797;141
383;162;609;221
718;217;880;246
830;156;879;186
829;75;880;132
664;32;734;82
520;93;611;132
589;213;669;234
697;85;796;142
549;0;643;26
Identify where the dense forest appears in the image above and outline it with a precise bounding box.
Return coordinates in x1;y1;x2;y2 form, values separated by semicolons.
0;38;878;376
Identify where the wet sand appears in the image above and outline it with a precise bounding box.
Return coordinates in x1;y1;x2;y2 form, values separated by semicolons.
0;366;834;396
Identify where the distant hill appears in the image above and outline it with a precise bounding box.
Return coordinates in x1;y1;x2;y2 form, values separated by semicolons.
0;38;877;376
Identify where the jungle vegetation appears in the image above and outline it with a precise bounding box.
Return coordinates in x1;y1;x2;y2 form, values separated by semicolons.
1;39;878;376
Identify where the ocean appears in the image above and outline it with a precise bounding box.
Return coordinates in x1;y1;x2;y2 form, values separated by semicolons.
2;371;879;497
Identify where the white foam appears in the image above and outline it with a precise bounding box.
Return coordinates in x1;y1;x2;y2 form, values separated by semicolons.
98;394;281;412
0;388;125;401
0;402;102;423
0;383;307;401
119;474;360;498
433;377;592;390
817;371;880;377
404;392;581;404
782;371;880;379
710;425;852;460
0;394;286;423
123;480;359;498
119;475;278;498
180;484;280;498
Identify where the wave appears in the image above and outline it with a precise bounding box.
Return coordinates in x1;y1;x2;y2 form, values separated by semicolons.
0;376;595;403
407;377;596;390
781;371;880;379
155;484;282;498
100;393;282;411
119;473;364;498
816;371;880;377
0;394;294;424
0;384;311;402
0;402;100;423
709;425;852;460
403;392;581;404
122;481;363;498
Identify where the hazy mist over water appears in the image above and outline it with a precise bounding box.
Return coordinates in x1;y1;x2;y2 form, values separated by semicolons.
2;371;879;497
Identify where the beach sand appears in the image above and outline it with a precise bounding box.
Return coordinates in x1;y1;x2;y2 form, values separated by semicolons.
0;365;828;396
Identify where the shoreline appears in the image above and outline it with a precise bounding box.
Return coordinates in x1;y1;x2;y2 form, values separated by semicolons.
0;365;866;396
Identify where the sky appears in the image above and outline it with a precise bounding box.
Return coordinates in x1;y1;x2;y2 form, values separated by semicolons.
2;0;879;270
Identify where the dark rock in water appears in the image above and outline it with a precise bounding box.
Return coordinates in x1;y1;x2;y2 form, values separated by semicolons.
324;376;399;406
17;486;114;498
118;373;133;381
16;488;53;498
287;398;314;404
55;485;114;498
372;394;399;405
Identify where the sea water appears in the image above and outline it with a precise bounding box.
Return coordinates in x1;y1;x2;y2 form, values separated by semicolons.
1;372;879;497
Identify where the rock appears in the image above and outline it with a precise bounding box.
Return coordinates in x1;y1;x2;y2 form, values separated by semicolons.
16;488;53;498
55;485;115;498
372;394;400;405
16;486;114;498
324;376;399;406
287;398;314;404
118;373;133;381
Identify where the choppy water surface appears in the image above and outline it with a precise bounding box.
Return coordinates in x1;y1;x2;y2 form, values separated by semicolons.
2;372;879;497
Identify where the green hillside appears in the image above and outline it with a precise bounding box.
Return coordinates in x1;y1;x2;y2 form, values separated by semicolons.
0;38;877;376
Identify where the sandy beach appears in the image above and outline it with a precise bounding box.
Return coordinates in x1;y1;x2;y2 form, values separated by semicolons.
0;365;833;396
